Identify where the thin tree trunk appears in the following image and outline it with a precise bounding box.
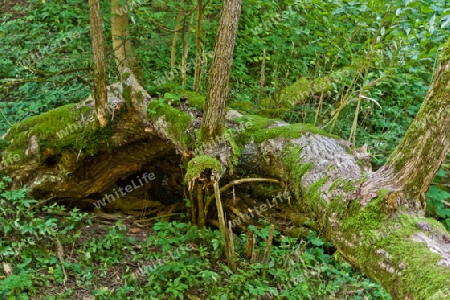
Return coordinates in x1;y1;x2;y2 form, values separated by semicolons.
197;184;205;228
200;0;242;143
258;49;266;106
170;1;184;81
88;0;107;127
181;13;194;87
111;0;137;75
193;0;203;91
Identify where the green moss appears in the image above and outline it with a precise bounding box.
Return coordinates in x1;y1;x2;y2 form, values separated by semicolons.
122;72;131;80
280;143;330;219
342;179;356;193
438;36;450;63
325;184;450;297
237;115;275;130
262;77;334;109
184;91;206;110
80;105;91;114
326;194;344;218
283;151;312;181
191;127;241;175
261;77;311;108
342;190;387;234
148;87;205;110
147;102;193;146
236;115;338;145
225;130;240;174
305;176;328;210
122;83;131;107
2;102;114;164
357;212;450;298
338;190;450;298
229;100;258;114
136;91;144;103
184;155;223;183
387;242;449;298
258;108;290;118
273;132;450;297
280;145;311;199
327;177;341;194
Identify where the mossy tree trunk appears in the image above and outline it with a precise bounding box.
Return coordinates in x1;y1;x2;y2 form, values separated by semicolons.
88;0;107;127
300;36;450;299
199;0;242;144
188;0;241;233
360;38;450;210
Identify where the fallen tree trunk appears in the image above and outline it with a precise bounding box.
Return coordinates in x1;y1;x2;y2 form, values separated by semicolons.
0;72;180;205
2;38;450;298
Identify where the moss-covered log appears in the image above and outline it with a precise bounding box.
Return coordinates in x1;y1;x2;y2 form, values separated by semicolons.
0;69;178;205
244;129;450;299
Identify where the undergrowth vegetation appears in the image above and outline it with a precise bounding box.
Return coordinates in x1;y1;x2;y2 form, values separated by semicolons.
0;177;390;299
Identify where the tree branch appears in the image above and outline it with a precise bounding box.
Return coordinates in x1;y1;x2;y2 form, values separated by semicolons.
0;68;91;88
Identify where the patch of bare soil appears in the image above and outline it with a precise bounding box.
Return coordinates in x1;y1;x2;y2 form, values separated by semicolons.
32;214;160;299
1;0;29;17
31;184;311;298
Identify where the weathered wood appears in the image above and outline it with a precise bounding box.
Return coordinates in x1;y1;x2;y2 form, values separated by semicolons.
88;0;108;127
0;70;173;203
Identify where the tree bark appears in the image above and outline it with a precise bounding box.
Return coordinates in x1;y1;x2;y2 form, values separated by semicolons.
199;0;242;144
360;38;450;212
88;0;108;127
193;0;203;92
111;0;137;76
170;1;184;81
181;13;194;87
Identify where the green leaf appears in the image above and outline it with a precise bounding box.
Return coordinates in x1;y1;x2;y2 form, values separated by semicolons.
436;208;450;218
421;6;433;13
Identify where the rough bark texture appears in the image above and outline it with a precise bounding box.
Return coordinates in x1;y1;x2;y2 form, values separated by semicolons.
111;0;137;75
89;0;107;127
170;1;183;81
200;0;242;143
360;37;450;211
254;131;450;299
181;13;193;87
193;0;203;91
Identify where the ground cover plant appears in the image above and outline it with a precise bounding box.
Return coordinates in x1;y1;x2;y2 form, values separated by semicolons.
0;176;390;298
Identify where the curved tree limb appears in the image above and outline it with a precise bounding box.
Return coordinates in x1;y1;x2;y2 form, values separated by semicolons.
0;68;91;88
